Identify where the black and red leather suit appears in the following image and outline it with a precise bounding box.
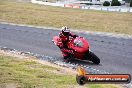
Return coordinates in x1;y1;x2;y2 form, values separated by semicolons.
57;32;78;60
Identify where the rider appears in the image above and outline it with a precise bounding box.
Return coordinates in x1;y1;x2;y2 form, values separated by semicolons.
58;26;78;62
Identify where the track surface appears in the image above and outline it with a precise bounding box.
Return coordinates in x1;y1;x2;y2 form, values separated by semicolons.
0;23;132;75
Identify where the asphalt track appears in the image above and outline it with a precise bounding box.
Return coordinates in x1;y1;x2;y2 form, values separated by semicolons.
0;23;132;76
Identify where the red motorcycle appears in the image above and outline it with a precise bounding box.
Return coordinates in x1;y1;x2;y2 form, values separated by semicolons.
52;36;100;64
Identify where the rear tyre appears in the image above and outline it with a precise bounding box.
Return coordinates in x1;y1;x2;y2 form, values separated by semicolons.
86;51;100;64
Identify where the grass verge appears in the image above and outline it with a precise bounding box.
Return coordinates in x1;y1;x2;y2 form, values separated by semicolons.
0;55;77;88
0;51;122;88
0;0;132;35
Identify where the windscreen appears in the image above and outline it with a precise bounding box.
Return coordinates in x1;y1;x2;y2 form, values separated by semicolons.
73;39;83;47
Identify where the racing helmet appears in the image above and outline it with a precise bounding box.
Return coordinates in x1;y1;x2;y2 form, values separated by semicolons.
61;26;70;37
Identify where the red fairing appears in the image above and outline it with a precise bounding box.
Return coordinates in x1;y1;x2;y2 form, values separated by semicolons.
53;36;89;60
67;37;89;59
68;37;89;53
60;48;73;57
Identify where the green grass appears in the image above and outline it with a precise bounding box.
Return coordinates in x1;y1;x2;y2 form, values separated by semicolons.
0;0;132;35
0;54;122;88
0;55;76;88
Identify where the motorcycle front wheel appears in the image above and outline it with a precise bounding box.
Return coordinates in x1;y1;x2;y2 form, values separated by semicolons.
85;51;100;64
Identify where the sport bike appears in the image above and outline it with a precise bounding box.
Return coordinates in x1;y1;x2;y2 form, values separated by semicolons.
52;36;100;64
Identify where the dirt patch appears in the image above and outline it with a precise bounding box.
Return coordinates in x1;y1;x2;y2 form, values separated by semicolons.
0;83;20;88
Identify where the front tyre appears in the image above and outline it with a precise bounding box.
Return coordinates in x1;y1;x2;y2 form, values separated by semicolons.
86;51;100;64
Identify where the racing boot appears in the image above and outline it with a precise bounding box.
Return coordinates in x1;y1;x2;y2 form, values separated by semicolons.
63;56;70;63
